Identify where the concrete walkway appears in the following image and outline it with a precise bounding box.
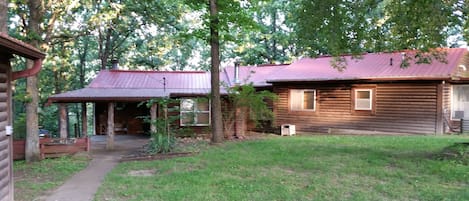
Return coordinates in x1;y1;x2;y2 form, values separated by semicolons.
42;135;149;201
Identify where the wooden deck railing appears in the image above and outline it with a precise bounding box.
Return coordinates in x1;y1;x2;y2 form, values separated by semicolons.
13;137;89;160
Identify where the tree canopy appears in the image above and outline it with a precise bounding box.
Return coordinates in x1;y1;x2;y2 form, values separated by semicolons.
293;0;467;57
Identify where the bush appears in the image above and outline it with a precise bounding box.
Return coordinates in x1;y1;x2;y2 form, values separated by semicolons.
146;133;176;154
13;113;26;140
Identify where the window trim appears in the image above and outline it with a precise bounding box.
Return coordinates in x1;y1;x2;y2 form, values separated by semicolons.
290;89;316;112
354;89;373;110
450;85;469;121
180;98;211;126
351;87;376;115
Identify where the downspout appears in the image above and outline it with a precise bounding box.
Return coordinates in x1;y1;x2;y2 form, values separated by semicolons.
11;58;42;80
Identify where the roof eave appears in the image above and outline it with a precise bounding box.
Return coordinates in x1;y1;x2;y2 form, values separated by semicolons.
0;33;45;60
266;76;453;83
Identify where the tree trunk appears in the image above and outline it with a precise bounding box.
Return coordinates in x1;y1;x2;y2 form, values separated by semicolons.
25;61;40;162
25;0;43;162
99;27;112;70
79;37;88;137
0;0;7;32
235;106;247;139
209;0;223;143
81;103;87;137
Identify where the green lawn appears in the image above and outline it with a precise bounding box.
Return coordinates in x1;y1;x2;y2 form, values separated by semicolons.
14;155;90;201
95;135;469;201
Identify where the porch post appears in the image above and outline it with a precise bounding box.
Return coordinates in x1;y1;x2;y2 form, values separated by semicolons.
106;102;115;150
436;83;444;135
81;102;88;137
59;103;68;138
150;103;157;133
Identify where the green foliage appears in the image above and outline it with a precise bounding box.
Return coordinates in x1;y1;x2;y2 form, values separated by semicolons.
227;0;295;65
226;83;277;126
146;132;176;154
143;98;180;154
13;113;26;140
38;104;58;136
293;0;468;68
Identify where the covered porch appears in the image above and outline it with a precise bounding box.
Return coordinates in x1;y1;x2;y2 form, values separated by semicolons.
47;70;214;149
47;97;161;150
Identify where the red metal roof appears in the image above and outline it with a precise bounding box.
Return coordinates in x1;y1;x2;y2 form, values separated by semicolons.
49;70;214;102
89;70;211;89
222;64;288;87
266;48;468;82
49;48;468;103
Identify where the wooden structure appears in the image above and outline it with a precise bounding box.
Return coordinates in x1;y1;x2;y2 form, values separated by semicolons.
273;82;447;134
265;48;469;134
0;33;45;201
13;138;89;160
49;48;469;144
48;71;215;149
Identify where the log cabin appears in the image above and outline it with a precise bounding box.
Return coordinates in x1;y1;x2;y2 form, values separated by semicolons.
262;48;469;134
49;48;469;147
48;62;281;146
0;33;45;201
48;70;215;141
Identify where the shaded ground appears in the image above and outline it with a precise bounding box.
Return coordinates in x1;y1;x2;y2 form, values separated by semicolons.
40;134;150;201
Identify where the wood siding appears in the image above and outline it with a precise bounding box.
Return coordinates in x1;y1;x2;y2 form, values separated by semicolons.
273;82;442;134
442;84;452;133
0;61;11;201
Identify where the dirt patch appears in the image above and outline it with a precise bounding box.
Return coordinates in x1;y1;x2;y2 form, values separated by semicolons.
128;169;157;177
436;142;469;165
120;152;195;162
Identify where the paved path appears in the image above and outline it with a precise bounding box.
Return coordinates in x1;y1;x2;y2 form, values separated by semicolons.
42;135;149;201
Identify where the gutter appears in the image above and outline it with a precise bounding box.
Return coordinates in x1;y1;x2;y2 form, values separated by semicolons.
266;77;453;83
12;58;42;80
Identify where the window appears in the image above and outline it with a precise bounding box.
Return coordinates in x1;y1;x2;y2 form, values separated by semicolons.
354;89;372;110
180;98;210;126
451;85;469;119
290;89;316;111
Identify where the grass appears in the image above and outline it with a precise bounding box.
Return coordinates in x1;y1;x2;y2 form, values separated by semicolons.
14;155;90;201
95;135;469;201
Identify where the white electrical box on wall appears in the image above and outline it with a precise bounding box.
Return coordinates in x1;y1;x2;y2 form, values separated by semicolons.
6;125;13;136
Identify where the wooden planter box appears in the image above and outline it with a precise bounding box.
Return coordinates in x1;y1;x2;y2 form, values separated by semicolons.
13;137;89;160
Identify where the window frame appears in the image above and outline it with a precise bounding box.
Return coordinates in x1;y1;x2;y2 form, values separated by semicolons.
180;98;211;126
290;89;317;112
351;87;376;115
450;85;469;121
354;89;373;110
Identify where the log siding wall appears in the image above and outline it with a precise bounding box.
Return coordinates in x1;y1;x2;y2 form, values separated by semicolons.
273;82;443;134
0;62;11;201
442;84;452;133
